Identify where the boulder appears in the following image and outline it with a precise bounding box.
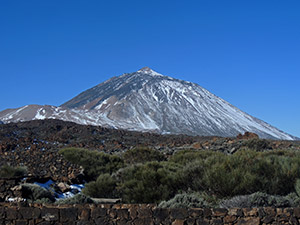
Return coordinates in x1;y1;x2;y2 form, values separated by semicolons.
57;182;70;193
237;132;259;140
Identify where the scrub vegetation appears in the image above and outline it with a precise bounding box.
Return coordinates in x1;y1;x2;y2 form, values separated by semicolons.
60;146;300;207
0;165;27;178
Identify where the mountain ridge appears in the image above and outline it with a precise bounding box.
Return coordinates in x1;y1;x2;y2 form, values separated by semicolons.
0;67;298;140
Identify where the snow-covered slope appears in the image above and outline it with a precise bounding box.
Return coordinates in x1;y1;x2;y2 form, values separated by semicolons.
0;67;297;140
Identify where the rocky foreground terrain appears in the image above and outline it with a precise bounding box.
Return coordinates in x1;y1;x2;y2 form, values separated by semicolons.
0;119;299;184
0;119;212;182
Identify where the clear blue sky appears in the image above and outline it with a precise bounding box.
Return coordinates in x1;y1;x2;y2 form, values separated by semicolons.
0;0;299;137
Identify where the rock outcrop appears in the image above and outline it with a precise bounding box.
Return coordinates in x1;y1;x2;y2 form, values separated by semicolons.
237;132;259;140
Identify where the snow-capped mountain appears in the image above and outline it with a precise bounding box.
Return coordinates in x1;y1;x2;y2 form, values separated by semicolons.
0;67;297;140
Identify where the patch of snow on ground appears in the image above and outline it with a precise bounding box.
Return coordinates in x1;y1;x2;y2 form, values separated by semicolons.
34;179;54;189
34;179;85;200
35;108;46;120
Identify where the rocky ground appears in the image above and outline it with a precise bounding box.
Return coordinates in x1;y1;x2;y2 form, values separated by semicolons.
0;119;299;183
0;119;214;182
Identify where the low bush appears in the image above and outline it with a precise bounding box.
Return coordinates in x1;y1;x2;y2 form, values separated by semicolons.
34;198;53;204
179;150;300;197
123;147;166;164
82;173;117;198
286;192;300;206
55;194;93;204
62;148;300;204
296;179;300;197
220;192;295;208
169;150;221;165
117;161;183;203
0;165;27;178
158;192;212;208
198;158;257;197
21;183;55;203
59;148;124;180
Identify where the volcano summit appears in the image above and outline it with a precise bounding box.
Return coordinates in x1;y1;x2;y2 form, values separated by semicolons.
0;67;297;140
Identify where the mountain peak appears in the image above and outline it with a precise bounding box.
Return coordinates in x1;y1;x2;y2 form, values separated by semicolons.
137;67;162;76
0;68;297;140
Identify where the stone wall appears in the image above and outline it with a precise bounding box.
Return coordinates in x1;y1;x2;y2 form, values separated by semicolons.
0;178;21;201
1;203;300;224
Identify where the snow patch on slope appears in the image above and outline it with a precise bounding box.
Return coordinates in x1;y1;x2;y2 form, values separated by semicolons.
0;68;297;140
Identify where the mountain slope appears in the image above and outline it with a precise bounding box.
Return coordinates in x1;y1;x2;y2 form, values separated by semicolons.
0;67;297;140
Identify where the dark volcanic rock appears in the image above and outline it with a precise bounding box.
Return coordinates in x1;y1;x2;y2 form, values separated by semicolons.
0;119;215;181
0;119;299;183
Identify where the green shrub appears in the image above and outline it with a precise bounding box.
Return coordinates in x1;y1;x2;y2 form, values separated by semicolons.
242;152;300;195
158;192;212;208
82;173;117;198
0;165;27;178
180;150;300;197
34;198;53;204
180;152;258;196
59;148;124;180
286;192;300;206
123;147;166;164
250;192;291;207
220;192;294;208
295;179;300;197
117;161;183;203
55;194;93;204
21;184;55;203
200;159;257;197
169;150;222;165
60;148;300;204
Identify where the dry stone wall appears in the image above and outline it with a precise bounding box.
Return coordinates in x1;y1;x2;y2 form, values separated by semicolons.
0;178;21;201
1;203;300;224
